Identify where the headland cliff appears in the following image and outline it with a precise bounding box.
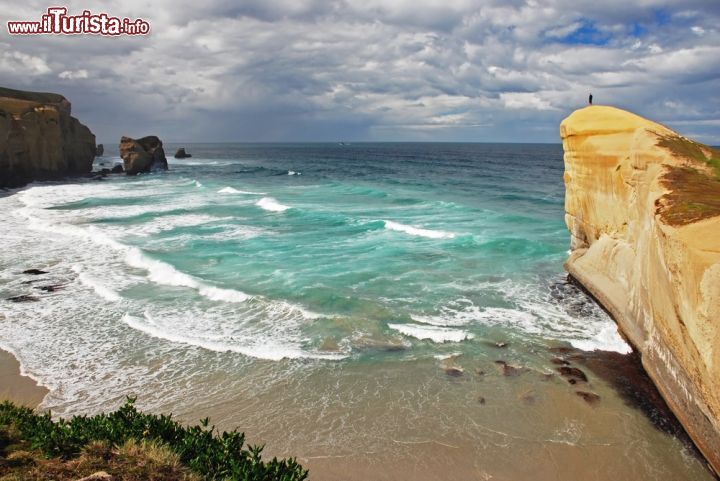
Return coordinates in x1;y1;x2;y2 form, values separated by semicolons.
0;87;96;188
561;105;720;473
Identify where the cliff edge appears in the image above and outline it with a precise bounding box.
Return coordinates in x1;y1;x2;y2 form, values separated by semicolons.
0;86;96;188
561;105;720;473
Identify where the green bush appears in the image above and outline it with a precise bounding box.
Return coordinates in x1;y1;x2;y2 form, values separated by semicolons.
0;398;308;481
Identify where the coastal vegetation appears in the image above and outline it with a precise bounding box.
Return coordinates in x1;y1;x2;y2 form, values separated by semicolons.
0;398;308;481
656;134;720;226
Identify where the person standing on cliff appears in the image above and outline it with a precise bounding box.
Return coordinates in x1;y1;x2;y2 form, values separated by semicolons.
589;93;593;105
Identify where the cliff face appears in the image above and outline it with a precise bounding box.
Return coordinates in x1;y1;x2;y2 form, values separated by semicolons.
0;87;96;188
561;105;720;473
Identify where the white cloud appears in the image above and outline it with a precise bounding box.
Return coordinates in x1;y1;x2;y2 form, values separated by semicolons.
0;0;718;142
500;92;557;110
58;69;89;79
0;48;50;75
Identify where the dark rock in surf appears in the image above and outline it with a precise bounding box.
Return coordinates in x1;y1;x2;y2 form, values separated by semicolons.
518;390;536;405
495;360;524;377
576;391;601;405
444;366;464;377
36;284;65;292
174;147;192;159
557;366;588;384
22;269;48;275
7;294;40;303
551;357;570;365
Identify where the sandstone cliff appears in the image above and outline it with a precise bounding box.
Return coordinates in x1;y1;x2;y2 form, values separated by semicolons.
561;105;720;473
119;135;168;175
0;87;96;188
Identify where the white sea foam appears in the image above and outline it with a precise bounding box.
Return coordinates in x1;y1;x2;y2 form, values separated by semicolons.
383;220;456;239
113;214;231;237
288;170;301;176
388;323;473;343
122;312;343;361
218;187;266;195
198;286;251;303
194;180;203;187
75;269;122;302
16;190;253;306
414;280;631;354
123;248;252;303
203;225;267;241
256;197;290;212
433;352;463;360
565;323;632;354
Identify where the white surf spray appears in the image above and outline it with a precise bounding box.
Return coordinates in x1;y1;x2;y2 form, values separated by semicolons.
383;220;456;239
388;323;474;343
218;187;266;195
256;197;290;212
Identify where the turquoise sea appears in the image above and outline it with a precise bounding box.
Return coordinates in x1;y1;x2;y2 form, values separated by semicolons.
0;143;713;480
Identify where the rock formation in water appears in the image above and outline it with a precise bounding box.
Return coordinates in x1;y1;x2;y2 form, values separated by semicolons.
174;147;192;159
96;144;104;156
119;135;168;175
561;105;720;473
0;86;96;188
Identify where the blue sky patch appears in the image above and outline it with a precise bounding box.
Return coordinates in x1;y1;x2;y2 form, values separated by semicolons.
556;20;611;46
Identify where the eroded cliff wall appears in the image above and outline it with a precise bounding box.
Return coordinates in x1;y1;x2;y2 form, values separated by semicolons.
0;87;96;188
561;105;720;472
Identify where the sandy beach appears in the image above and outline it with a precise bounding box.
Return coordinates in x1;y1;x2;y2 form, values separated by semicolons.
0;348;48;408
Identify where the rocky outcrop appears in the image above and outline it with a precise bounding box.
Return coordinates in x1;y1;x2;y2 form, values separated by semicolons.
561;105;720;473
119;135;168;175
0;86;96;188
174;147;191;159
96;144;104;156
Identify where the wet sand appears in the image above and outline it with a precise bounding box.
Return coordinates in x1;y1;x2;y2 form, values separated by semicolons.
0;348;48;408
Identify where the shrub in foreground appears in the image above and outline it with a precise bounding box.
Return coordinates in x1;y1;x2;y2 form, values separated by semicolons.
0;398;308;481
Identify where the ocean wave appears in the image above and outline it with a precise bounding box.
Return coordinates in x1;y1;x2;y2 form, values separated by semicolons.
122;312;343;361
17;193;253;306
218;187;266;195
383;220;456;239
123;248;251;303
118;214;232;237
256;197;290;212
388;323;473;343
288;170;301;176
75;268;122;302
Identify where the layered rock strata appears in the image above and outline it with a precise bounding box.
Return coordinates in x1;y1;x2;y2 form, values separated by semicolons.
0;87;96;188
561;105;720;473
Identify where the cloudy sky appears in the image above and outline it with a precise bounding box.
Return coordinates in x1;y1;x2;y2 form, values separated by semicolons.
2;0;719;143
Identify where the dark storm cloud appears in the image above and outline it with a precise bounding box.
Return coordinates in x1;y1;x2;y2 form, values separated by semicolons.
1;0;718;143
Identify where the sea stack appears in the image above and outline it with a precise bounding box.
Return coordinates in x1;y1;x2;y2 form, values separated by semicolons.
0;86;96;188
561;105;720;473
119;135;168;175
174;147;192;159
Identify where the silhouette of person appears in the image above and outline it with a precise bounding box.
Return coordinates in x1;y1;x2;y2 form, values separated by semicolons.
589;93;593;105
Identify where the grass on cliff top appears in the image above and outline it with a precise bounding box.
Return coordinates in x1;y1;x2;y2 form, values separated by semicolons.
657;134;720;179
0;87;66;105
0;398;308;481
655;134;720;226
